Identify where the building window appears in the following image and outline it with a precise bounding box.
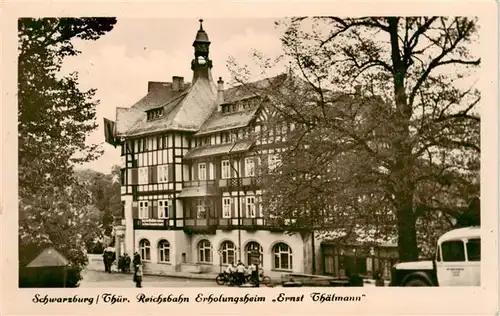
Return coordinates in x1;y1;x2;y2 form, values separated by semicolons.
268;154;281;172
158;200;171;218
139;167;148;184
222;197;232;218
230;131;238;142
246;196;256;218
221;160;230;179
158;165;168;183
221;132;230;143
273;243;292;270
158;240;170;263
198;240;212;263
220;241;236;265
196;200;207;219
198;163;207;180
139;201;149;219
139;239;151;261
245;157;255;177
246;242;263;267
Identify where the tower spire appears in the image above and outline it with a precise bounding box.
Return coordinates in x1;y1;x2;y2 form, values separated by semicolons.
191;19;213;82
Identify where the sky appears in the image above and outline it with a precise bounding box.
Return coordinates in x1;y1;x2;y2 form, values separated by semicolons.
63;17;481;175
63;18;286;174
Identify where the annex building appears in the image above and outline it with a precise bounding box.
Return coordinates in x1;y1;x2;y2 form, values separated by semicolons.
106;20;397;279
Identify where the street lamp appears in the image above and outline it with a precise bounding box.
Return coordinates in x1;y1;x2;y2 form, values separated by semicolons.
228;143;242;262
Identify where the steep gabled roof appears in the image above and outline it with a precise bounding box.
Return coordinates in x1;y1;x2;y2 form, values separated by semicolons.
121;77;218;137
223;73;288;104
195;107;259;136
183;140;253;160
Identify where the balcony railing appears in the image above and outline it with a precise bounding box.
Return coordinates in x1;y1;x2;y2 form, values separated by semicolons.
218;177;262;189
182;179;216;187
184;218;219;227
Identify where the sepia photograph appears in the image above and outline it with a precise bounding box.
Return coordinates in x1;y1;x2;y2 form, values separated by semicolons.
2;2;498;315
16;15;483;290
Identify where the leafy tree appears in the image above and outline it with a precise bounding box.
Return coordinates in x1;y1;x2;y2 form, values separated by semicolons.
18;18;116;286
230;17;480;262
75;166;122;237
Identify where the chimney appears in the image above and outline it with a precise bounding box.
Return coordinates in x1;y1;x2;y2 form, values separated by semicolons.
354;85;362;95
172;76;184;92
217;77;224;106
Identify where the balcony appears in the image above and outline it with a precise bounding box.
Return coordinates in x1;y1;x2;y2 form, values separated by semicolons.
218;177;262;191
217;217;285;231
184;218;219;227
183;218;218;235
179;180;217;198
183;179;216;188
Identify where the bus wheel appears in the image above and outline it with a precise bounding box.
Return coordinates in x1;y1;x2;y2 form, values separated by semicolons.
405;278;429;286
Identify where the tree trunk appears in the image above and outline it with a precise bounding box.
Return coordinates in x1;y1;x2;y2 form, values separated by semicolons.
387;17;419;262
395;191;419;262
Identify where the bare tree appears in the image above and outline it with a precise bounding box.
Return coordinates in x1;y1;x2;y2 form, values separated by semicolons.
229;17;480;262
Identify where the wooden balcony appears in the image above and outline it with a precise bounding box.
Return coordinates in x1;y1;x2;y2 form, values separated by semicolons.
179;180;217;197
182;179;216;187
183;218;218;235
217;217;286;231
218;177;262;191
184;218;219;227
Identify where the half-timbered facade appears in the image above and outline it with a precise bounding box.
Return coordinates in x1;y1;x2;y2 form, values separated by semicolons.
110;20;318;277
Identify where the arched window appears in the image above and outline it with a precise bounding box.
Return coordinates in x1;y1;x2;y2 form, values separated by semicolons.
158;240;170;263
139;239;151;261
198;240;212;263
246;242;263;266
273;243;292;270
220;241;235;265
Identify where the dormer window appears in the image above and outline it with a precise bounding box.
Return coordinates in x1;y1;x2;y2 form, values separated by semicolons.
147;108;164;121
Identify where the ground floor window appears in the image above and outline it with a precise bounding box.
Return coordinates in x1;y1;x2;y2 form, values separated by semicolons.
273;242;292;270
198;239;212;263
139;239;151;261
158;239;170;263
246;242;263;266
220;241;236;265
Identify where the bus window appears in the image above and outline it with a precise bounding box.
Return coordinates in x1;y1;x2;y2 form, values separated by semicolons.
441;240;465;262
466;238;480;261
435;243;441;262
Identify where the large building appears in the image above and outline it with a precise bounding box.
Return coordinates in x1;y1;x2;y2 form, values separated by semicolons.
108;20;320;278
107;20;398;280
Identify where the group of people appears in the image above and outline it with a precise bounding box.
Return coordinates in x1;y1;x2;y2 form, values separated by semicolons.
118;253;131;272
224;261;260;286
102;248;116;273
102;249;143;288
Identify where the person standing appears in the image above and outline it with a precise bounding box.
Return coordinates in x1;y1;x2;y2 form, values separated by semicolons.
236;261;246;285
250;263;259;287
135;264;143;288
133;252;142;286
374;270;385;287
102;250;109;272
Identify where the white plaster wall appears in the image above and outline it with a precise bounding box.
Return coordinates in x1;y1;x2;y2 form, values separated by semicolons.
189;230;306;279
122;195;134;257
134;229;182;274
